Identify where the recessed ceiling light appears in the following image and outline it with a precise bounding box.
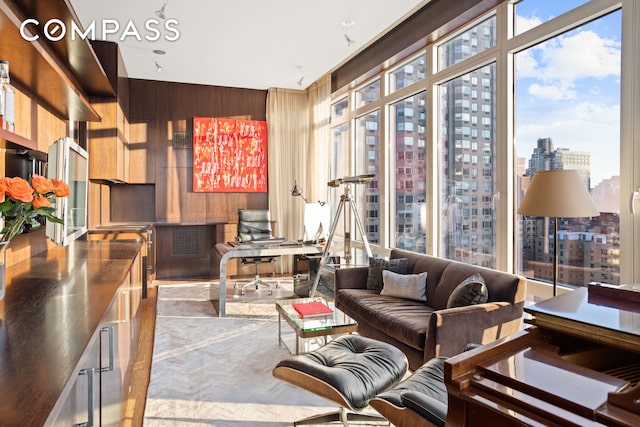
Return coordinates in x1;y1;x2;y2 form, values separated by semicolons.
153;49;166;55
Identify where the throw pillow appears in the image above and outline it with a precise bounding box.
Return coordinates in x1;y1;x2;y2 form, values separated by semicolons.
366;257;409;292
447;273;489;308
380;270;428;301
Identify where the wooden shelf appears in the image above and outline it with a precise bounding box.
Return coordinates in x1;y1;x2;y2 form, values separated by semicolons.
0;0;115;122
0;127;37;150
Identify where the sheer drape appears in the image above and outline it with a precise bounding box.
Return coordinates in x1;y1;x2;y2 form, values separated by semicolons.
266;77;330;273
266;88;309;273
306;75;331;204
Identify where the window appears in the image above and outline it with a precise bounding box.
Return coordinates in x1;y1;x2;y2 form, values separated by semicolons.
356;110;381;244
438;15;496;70
391;92;427;253
355;80;380;109
332;97;348;121
389;54;426;93
329;0;636;296
514;0;590;36
439;64;497;268
515;8;621;288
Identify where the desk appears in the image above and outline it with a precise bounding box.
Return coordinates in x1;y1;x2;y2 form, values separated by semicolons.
213;242;324;316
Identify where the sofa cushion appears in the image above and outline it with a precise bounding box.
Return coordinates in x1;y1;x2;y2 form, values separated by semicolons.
380;270;428;301
337;289;432;351
366;257;409;292
447;273;488;308
390;249;450;303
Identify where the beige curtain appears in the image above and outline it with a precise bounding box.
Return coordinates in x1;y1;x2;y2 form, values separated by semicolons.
266;77;331;274
266;88;309;273
306;75;332;204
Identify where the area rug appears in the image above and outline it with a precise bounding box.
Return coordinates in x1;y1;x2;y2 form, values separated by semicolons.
143;282;384;426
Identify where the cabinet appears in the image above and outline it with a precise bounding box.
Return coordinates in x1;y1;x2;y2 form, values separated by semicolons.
48;334;101;427
89;41;131;183
0;0;113;122
46;251;143;427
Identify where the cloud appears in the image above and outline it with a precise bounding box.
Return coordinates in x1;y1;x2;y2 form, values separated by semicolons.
574;102;620;122
528;82;577;100
515;15;542;34
517;29;620;101
539;30;620;81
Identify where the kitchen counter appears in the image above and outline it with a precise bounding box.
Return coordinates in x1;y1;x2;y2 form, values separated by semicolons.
0;239;141;427
88;223;155;297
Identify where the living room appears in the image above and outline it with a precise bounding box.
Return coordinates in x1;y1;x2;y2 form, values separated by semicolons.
0;0;638;426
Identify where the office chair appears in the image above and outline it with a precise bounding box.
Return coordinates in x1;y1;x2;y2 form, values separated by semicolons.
234;209;280;296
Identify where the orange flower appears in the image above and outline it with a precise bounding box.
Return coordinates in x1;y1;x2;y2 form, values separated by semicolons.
51;179;71;197
5;177;34;203
31;174;54;194
32;195;51;209
0;177;5;201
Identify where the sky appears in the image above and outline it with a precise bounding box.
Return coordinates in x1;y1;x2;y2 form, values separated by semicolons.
514;0;621;187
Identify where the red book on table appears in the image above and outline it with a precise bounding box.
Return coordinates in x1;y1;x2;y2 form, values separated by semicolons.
292;301;334;318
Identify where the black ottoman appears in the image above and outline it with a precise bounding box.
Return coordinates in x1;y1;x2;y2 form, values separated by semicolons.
273;334;408;426
371;357;448;427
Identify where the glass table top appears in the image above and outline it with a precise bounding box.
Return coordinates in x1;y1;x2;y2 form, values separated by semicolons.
276;297;357;332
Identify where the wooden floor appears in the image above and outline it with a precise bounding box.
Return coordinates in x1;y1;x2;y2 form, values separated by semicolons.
123;282;158;427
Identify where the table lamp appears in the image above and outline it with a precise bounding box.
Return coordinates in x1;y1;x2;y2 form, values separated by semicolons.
517;169;599;296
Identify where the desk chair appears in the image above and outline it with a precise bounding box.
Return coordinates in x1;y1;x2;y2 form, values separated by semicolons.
234;209;280;296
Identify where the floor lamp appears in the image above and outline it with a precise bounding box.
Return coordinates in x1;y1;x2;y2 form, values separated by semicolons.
517;170;599;296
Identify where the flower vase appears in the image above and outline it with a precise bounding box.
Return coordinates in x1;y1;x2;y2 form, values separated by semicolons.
0;242;7;301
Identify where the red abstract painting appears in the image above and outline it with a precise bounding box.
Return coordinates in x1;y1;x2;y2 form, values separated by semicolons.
192;117;268;192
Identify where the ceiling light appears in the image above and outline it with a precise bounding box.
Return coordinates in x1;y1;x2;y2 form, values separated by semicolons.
155;60;164;72
342;19;356;47
153;49;166;55
155;1;168;19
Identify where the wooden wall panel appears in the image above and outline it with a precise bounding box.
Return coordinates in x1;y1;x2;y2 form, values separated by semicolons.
127;78;268;225
121;79;268;278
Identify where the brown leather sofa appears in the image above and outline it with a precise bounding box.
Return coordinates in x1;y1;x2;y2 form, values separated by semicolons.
334;249;526;370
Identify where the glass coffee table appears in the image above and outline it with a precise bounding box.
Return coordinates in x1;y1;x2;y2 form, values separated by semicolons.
276;297;358;354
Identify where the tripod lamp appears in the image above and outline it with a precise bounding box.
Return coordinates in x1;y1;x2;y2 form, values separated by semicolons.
517;170;599;296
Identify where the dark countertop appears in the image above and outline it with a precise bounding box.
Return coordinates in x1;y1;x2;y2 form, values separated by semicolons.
0;239;141;427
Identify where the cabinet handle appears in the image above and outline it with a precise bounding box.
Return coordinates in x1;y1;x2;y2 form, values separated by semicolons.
100;326;114;373
75;367;95;427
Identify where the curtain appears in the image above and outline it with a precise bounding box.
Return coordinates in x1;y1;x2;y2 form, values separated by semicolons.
266;77;331;274
267;75;331;273
306;74;331;205
266;88;308;272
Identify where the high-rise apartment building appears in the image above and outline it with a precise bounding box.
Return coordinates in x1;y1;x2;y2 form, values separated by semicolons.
520;139;619;287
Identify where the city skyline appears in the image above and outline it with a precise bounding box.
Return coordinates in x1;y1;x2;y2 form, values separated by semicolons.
515;1;620;187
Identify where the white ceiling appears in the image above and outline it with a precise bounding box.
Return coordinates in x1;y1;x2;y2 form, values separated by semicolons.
69;0;428;90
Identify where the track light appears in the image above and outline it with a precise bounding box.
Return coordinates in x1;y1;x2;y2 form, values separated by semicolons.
296;66;305;87
155;1;168;19
342;19;356;47
155;60;163;72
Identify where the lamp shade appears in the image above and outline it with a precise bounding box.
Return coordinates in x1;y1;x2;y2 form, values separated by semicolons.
518;170;599;218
